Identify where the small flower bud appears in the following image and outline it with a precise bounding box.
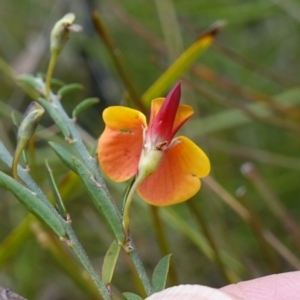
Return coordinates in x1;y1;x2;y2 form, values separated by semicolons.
50;13;82;55
12;102;45;180
18;102;45;142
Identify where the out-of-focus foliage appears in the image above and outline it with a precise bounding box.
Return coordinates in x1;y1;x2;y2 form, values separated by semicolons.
1;0;300;299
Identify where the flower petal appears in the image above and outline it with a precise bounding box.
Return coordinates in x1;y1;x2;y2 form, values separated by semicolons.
147;82;181;143
150;98;194;141
137;136;210;206
172;104;194;136
98;106;146;182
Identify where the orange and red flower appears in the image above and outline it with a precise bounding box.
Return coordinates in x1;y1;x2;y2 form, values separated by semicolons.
98;82;210;206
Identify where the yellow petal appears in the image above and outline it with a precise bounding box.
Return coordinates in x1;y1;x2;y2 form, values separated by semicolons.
137;136;210;206
149;98;194;134
98;106;146;182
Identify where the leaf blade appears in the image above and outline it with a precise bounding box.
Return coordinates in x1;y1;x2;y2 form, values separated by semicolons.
102;240;121;285
152;254;172;293
0;171;66;238
123;292;143;300
142;22;224;105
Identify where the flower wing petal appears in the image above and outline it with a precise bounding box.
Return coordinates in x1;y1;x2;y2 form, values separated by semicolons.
172;104;194;135
148;98;164;127
149;98;194;138
137;136;210;206
98;106;146;182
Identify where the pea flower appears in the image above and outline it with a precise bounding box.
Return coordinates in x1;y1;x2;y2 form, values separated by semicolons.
98;82;210;206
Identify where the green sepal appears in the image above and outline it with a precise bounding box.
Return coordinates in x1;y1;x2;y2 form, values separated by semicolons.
152;254;172;293
0;171;66;238
58;83;84;97
48;142;78;174
72;157;125;243
37;97;70;138
72;98;99;119
102;240;121;285
122;292;143;300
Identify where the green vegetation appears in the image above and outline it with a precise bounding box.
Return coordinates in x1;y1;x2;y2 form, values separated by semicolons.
0;0;300;299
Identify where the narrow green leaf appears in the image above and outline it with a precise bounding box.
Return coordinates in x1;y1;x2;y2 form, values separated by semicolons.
50;78;66;88
122;292;143;300
58;83;84;97
152;254;172;292
102;240;121;285
45;160;67;218
17;74;42;99
36;73;66;87
142;21;224;106
48;142;78;174
0;171;66;238
72;98;99;119
37;97;70;138
72;157;125;243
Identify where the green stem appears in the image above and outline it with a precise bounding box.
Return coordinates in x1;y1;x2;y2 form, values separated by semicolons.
122;177;142;241
127;239;153;296
45;50;59;100
64;222;112;299
32;224;102;300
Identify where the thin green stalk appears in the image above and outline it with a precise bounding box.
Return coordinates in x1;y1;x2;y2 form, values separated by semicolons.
122;177;142;240
31;223;102;300
121;178;153;295
187;200;232;284
150;206;179;286
45;50;59;100
64;222;112;299
45;159;67;218
127;239;153;296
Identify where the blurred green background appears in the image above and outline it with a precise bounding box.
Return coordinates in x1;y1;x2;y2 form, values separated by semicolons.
1;0;300;299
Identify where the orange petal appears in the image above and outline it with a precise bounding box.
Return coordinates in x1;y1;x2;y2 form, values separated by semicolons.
150;98;194;134
98;106;146;182
137;136;210;206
